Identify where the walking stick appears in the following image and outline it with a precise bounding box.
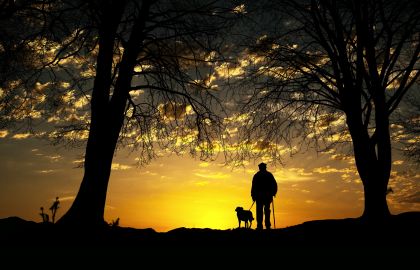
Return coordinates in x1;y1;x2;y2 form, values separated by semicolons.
272;198;276;229
249;200;255;211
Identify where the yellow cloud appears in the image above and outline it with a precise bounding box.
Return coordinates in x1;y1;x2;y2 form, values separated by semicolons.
138;170;158;176
341;174;351;180
0;130;8;138
80;69;95;78
199;162;210;168
215;62;245;79
232;4;247;14
393;160;404;165
35;82;51;91
46;155;62;162
329;153;353;162
72;159;84;167
194;171;230;179
57;196;75;202
111;163;132;170
37;170;55;174
288;167;313;176
74;96;90;108
313;166;353;174
130;89;144;97
60;82;70;89
12;133;31;139
134;64;153;73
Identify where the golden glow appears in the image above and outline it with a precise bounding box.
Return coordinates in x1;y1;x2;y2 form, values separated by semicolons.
74;96;90;109
1;137;418;232
35;82;51;91
232;4;247;14
393;160;404;165
100;153;368;232
0;130;8;138
215;62;242;78
111;163;133;170
12;133;31;139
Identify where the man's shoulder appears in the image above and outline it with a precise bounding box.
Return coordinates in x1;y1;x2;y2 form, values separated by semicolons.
266;171;276;180
253;171;264;179
254;170;275;178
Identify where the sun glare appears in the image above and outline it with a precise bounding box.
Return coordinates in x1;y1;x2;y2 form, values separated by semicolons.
102;155;336;232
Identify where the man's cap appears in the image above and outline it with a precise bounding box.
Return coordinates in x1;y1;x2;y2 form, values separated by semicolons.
258;162;267;167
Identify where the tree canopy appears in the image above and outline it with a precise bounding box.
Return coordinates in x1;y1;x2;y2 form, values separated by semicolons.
234;0;420;220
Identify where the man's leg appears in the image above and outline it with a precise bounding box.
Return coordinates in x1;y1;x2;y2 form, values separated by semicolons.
264;203;271;229
256;201;263;230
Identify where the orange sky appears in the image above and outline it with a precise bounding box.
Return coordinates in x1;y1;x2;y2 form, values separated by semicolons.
1;1;419;233
1;136;419;232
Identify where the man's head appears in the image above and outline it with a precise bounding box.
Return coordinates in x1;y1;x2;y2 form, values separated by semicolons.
258;162;267;171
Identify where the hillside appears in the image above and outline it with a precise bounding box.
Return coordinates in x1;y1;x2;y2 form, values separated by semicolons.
1;212;419;265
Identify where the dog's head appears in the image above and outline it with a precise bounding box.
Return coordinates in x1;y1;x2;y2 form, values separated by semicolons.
235;207;243;212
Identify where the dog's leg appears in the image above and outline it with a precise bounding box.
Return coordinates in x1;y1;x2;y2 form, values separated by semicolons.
238;220;241;228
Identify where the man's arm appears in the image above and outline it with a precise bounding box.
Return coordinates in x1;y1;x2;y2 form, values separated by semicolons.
251;175;256;201
271;173;278;196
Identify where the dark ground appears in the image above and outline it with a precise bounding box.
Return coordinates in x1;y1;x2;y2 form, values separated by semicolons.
1;212;419;266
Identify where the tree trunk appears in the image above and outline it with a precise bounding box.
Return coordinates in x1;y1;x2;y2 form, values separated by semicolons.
57;0;151;227
352;0;392;222
57;83;129;227
346;110;391;223
56;125;118;227
362;173;390;221
57;81;127;227
57;1;128;228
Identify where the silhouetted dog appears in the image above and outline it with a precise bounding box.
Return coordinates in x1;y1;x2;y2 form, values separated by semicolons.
235;207;254;228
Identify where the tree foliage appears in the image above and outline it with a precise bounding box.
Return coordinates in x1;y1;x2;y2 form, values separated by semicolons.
0;0;240;226
0;0;239;162
238;0;420;220
237;0;420;159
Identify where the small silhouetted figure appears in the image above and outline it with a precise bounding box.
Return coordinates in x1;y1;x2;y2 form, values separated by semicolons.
49;197;60;224
235;207;254;228
111;217;120;227
251;162;277;230
40;207;49;223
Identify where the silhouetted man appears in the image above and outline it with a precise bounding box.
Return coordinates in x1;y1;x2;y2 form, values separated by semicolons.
251;162;277;230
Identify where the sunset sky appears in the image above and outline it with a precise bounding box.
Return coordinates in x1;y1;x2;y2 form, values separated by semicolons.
1;133;419;232
1;0;419;233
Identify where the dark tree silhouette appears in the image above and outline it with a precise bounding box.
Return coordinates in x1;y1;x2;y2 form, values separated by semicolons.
1;0;238;227
240;0;420;222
